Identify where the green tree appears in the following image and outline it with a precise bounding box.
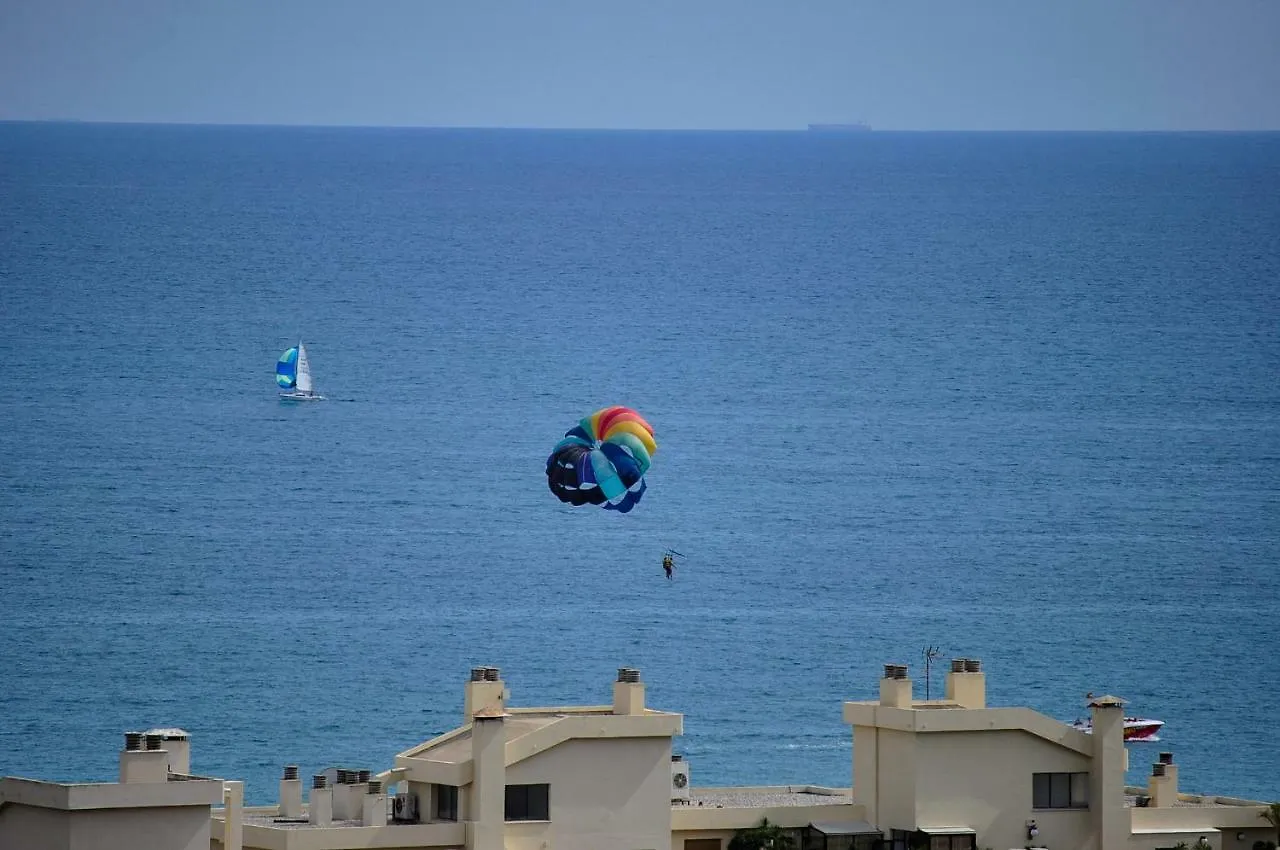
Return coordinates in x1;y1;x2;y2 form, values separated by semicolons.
728;817;796;850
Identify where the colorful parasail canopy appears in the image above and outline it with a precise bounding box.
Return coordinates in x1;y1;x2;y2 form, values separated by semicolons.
546;406;656;513
275;347;299;388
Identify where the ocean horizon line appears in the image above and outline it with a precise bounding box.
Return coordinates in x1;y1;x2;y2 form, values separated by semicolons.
2;118;1278;134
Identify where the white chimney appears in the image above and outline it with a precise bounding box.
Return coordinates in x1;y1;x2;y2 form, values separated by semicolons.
309;775;332;826
362;780;387;827
144;728;191;775
119;732;169;783
879;664;912;708
613;667;645;715
464;666;506;722
279;765;302;818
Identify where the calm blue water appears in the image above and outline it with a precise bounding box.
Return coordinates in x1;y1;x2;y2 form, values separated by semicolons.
1;124;1277;806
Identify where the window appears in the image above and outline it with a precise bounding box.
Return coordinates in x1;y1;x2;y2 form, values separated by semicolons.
434;784;458;821
684;840;722;850
505;783;549;821
1033;771;1089;809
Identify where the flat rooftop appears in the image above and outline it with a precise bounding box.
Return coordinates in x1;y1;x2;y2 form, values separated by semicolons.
1124;791;1268;808
682;787;854;809
241;813;363;830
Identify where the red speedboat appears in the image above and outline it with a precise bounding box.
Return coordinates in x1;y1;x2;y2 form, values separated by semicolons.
1069;716;1164;741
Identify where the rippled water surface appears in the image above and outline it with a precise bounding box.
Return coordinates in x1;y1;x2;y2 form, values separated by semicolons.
1;124;1277;804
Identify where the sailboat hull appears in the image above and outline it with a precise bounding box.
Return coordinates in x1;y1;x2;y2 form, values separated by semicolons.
279;391;325;401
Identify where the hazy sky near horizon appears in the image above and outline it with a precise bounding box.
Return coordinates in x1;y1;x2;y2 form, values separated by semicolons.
2;0;1278;130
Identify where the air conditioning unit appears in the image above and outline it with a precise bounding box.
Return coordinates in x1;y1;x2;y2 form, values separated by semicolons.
671;755;691;803
392;792;419;824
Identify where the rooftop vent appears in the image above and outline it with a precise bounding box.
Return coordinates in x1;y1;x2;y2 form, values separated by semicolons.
1152;763;1167;777
144;734;162;751
470;667;488;682
950;659;966;673
283;765;299;781
313;774;327;789
1158;752;1173;765
125;732;143;752
963;658;982;673
358;769;370;783
367;780;382;795
335;769;349;784
617;667;641;683
671;754;684;762
883;664;908;680
345;771;359;785
483;667;500;682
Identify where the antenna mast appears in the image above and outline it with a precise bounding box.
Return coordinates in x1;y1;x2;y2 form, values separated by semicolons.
923;645;942;700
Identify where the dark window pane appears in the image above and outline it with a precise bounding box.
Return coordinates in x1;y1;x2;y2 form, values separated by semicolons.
437;784;458;821
505;783;549;821
1032;773;1051;808
529;783;549;820
1050;772;1071;808
504;784;525;820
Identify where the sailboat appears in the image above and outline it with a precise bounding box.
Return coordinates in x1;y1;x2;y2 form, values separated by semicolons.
276;341;325;401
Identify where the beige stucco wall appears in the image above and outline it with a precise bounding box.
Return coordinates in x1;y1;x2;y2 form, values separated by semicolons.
910;729;1093;847
71;807;211;850
0;804;210;850
502;736;673;850
859;726;918;831
0;803;71;850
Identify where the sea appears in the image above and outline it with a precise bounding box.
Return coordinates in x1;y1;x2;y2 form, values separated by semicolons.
1;123;1277;806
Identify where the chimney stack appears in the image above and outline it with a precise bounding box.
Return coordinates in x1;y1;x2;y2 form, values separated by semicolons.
279;765;303;818
944;658;986;709
353;769;369;806
613;667;646;715
144;728;191;775
879;664;912;708
331;770;351;820
309;775;332;826
464;666;507;722
1148;753;1178;807
362;779;387;827
119;731;169;783
1087;694;1128;847
471;706;508;850
335;769;362;821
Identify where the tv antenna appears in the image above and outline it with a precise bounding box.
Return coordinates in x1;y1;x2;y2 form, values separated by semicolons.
922;646;943;700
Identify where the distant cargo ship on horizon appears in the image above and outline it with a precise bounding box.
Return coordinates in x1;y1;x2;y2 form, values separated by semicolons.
807;122;872;132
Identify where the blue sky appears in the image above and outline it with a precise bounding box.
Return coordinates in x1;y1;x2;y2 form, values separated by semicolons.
2;0;1278;130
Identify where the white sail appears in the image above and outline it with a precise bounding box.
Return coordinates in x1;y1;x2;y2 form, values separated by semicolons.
296;343;314;394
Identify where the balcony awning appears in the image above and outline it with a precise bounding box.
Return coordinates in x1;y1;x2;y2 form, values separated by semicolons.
918;826;977;836
809;820;883;836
